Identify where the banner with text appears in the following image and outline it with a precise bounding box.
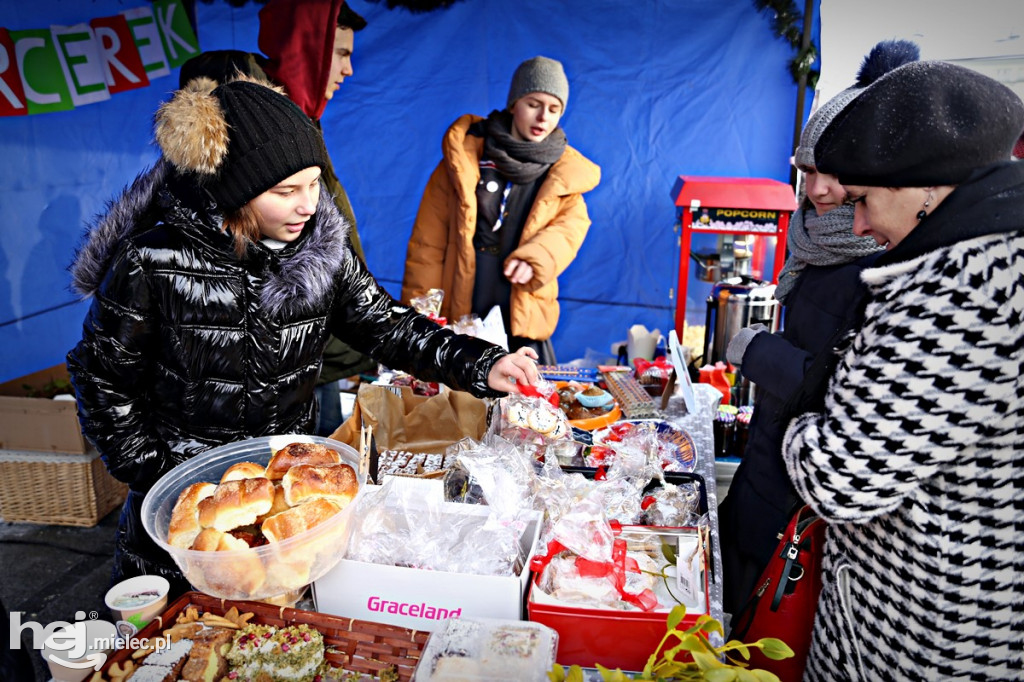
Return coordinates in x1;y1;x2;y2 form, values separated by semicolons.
0;0;197;116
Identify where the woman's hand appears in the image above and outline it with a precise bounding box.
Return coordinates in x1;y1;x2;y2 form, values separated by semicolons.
504;258;534;285
487;346;541;393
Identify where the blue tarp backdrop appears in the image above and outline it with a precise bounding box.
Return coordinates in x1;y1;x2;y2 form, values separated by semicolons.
0;0;817;383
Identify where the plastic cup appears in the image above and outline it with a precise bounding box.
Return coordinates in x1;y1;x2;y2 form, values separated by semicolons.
43;618;117;682
104;575;169;639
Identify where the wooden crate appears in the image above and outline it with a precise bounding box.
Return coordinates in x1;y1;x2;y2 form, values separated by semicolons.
0;449;126;526
100;592;430;681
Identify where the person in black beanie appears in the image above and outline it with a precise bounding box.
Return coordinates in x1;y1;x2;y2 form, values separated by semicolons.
781;60;1024;681
179;0;380;439
401;56;601;365
66;77;541;595
717;39;918;642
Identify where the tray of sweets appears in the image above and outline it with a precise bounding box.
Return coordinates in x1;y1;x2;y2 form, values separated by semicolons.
93;591;428;682
601;370;658;419
538;365;598;383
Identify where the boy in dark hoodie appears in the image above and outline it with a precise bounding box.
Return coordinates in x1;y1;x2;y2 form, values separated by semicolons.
179;1;376;436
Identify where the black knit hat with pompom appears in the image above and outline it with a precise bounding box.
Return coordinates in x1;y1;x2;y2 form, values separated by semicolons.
155;77;329;212
815;60;1024;187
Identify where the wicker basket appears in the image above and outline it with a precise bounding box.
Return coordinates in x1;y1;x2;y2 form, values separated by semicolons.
102;592;429;681
0;449;127;526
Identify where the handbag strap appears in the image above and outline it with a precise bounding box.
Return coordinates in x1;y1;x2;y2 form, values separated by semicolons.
770;506;818;611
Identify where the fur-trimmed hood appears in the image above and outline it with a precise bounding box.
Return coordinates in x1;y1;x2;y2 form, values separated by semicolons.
70;160;351;318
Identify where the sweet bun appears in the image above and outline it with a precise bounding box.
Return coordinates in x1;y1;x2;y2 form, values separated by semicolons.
190;528;266;594
167;482;217;549
197;477;275;532
281;463;358;508
265;442;341;481
220;461;267;483
256;483;291;525
261;497;342;544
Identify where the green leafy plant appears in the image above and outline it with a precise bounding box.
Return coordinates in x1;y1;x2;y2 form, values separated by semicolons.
547;605;793;682
21;377;72;399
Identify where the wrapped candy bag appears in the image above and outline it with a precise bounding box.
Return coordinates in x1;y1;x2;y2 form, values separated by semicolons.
411;288;447;326
530;499;659;612
445;435;537;517
640;483;705;527
344;476;528;577
633;357;674;396
493;381;571;456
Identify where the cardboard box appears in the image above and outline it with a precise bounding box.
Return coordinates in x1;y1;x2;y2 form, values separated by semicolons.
0;364;87;454
312;502;542;632
528;526;710;671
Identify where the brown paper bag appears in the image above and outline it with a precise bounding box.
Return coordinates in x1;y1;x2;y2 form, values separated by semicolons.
330;384;489;455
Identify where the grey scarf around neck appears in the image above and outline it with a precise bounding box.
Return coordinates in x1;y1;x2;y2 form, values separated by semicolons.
774;204;883;304
483;109;567;183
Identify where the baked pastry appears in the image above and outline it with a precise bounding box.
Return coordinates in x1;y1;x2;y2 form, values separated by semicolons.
261;498;342;544
190;529;266;595
281;463;358;508
197;477;275;532
124;664;174;681
140;638;193;679
527;407;559;434
265;442;341;481
179;627;233;682
167;482;217;549
220;461;267;483
256;483;291;525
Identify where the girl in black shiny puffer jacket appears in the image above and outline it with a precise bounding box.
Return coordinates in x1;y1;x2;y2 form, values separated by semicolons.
67;77;538;594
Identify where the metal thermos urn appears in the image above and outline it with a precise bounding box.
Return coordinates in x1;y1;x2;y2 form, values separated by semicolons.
703;276;780;405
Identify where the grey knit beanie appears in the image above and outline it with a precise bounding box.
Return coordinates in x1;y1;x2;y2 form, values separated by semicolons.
794;40;920;169
506;56;569;110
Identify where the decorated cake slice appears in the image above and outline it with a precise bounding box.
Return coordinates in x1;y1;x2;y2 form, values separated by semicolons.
226;623;325;681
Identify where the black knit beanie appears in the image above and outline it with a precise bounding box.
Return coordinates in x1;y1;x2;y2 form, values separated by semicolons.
155;78;329;212
211;81;329;210
815;60;1024;187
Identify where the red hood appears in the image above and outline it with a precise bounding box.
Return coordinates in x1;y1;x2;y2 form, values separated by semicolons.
258;0;344;120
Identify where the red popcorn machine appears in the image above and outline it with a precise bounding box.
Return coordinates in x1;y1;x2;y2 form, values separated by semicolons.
671;175;797;334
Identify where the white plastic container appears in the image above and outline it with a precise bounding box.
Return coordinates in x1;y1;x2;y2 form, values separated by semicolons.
141;435;363;601
413;617;558;681
104;574;169;638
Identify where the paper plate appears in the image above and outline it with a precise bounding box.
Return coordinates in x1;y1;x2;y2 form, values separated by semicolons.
554;381;621;431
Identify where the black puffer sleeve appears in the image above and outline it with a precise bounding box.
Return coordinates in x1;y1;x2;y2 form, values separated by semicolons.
327;246;507;398
67;243;177;491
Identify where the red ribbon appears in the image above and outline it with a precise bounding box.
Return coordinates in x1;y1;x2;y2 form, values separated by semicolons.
633;357;672;375
517;383;560;408
529;520;659;612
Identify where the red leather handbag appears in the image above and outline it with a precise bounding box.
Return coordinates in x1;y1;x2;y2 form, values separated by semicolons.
729;505;826;682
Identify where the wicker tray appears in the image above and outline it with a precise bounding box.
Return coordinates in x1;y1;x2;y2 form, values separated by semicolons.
100;591;429;681
0;449;126;526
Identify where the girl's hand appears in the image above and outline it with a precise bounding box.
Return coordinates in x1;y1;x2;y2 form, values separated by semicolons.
504;258;534;285
487;346;540;393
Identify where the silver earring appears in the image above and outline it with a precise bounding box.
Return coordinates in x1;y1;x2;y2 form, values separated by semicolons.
917;193;932;221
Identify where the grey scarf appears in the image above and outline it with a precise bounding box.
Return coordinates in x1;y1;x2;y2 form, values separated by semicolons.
482;110;567;183
774;204;883;303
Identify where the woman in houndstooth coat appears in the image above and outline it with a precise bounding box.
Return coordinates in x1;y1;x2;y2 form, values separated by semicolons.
782;61;1024;680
